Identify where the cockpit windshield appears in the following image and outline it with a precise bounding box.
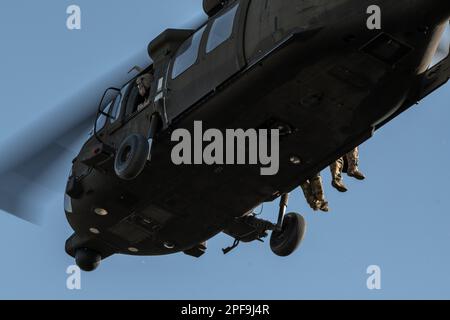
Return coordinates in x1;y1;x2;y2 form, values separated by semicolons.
430;22;450;68
95;101;112;132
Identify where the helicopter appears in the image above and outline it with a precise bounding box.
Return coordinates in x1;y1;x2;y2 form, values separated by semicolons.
0;0;449;271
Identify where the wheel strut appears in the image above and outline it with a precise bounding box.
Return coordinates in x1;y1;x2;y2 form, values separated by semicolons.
276;193;289;232
146;113;162;161
222;239;241;255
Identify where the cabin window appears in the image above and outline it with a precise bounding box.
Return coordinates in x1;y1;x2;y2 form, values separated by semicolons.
206;4;239;54
172;26;207;79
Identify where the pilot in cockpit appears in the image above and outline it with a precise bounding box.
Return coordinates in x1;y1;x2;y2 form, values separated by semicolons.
136;73;154;112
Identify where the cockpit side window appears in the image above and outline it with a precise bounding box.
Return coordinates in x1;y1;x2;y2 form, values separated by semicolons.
172;25;207;79
110;83;129;123
206;4;239;54
430;22;450;68
96;101;112;132
110;98;121;122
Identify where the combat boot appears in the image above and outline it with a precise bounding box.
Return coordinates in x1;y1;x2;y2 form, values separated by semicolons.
330;159;348;193
311;200;321;211
318;200;330;212
332;179;348;192
310;174;329;212
348;168;366;180
308;197;321;211
301;182;319;211
346;147;366;181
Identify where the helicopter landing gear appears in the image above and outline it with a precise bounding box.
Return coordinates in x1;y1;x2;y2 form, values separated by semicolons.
270;193;306;257
223;193;306;257
270;212;306;257
75;248;102;272
146;113;162;162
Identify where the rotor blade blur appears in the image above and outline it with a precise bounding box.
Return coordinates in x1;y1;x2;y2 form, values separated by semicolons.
0;54;148;223
0;12;208;223
0;50;150;174
0;11;208;176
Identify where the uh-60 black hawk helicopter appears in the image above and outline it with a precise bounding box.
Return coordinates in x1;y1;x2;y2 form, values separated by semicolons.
0;0;449;271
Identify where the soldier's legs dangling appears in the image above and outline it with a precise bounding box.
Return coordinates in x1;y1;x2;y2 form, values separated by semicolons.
310;174;329;212
300;180;320;211
346;147;365;180
330;158;348;193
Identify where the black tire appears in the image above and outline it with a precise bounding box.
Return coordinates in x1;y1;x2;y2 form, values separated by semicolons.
270;213;306;257
114;134;149;181
75;248;101;272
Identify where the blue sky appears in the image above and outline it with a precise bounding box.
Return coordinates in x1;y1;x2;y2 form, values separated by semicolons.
0;0;449;299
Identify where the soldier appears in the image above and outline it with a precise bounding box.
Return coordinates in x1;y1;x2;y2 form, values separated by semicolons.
301;173;329;212
330;147;365;193
136;73;154;112
301;147;365;211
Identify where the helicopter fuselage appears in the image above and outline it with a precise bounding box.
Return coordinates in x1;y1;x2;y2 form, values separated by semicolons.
65;0;450;265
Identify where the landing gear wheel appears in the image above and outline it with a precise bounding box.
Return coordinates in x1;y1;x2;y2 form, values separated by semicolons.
270;213;306;257
114;134;149;181
75;248;101;272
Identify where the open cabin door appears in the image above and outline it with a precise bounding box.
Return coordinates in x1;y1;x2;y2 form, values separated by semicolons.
165;0;248;123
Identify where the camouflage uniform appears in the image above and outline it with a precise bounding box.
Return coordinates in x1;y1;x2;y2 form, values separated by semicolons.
346;147;365;180
330;147;365;193
301;173;329;212
330;157;347;192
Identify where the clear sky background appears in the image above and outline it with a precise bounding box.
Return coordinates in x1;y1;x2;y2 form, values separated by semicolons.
0;0;449;300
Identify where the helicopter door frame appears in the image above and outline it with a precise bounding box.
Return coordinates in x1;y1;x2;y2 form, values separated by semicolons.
119;69;157;124
123;81;144;121
165;0;250;123
94;87;121;144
